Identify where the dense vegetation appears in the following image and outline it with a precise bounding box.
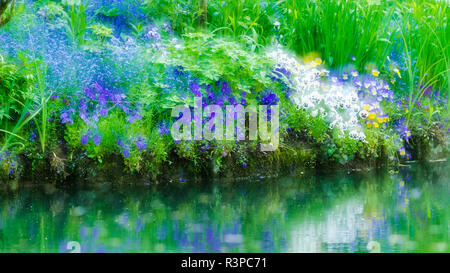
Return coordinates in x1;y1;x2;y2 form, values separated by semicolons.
0;0;448;182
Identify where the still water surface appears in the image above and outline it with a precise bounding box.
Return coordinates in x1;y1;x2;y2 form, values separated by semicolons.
0;164;448;253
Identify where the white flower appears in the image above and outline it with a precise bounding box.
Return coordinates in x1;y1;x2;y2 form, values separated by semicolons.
349;130;360;139
359;110;369;119
274;21;281;30
267;46;368;139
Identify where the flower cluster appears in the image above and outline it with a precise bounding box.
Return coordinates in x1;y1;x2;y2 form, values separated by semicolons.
60;82;146;152
267;47;396;141
0;151;16;175
267;47;366;140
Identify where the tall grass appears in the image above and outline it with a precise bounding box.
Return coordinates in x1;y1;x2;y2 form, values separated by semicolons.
63;0;88;45
0;53;51;155
149;0;448;105
281;0;393;68
392;0;449;123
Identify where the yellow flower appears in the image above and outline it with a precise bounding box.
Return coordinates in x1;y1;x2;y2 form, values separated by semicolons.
320;69;329;76
393;68;402;78
405;109;409;113
373;122;379;128
368;113;376;120
363;104;370;111
377;117;384;123
366;122;373;129
372;68;380;77
314;57;322;66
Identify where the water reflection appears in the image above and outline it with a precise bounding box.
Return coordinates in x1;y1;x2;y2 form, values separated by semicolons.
0;163;448;253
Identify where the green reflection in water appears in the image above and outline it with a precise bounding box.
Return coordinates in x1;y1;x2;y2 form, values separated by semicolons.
0;164;448;253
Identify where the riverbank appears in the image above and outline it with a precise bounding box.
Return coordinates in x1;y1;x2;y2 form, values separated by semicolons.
1;128;447;185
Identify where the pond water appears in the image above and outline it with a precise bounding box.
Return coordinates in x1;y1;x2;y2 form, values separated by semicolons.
0;163;448;253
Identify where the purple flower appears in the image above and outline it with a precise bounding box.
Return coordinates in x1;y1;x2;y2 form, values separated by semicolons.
221;82;231;95
123;149;130;158
30;132;37;142
189;82;201;97
259;92;279;105
99;108;108;117
81;135;89;145
395;118;412;141
136;138;147;151
60;112;73;124
143;27;160;40
117;139;124;147
127;113;142;124
93;134;101;145
84;88;96;100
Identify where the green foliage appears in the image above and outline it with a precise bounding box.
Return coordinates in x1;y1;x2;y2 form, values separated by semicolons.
0;0;448;176
142;0;205;33
0;0;15;28
62;0;88;45
0;53;34;150
391;1;449;124
162;32;274;96
89;23;113;43
143;0;448;98
130;22;146;39
281;0;390;68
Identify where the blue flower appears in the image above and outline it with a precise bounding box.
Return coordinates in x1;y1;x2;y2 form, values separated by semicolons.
136;138;147;151
189;81;201;97
93;134;101;145
117;139;124;148
143;27;161;41
123;149;130;158
60;111;74;124
259;91;279;105
30;132;37;142
84;88;96;100
127;113;142;124
81;135;89;145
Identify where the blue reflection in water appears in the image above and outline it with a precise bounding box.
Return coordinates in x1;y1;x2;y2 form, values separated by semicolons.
0;163;448;253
